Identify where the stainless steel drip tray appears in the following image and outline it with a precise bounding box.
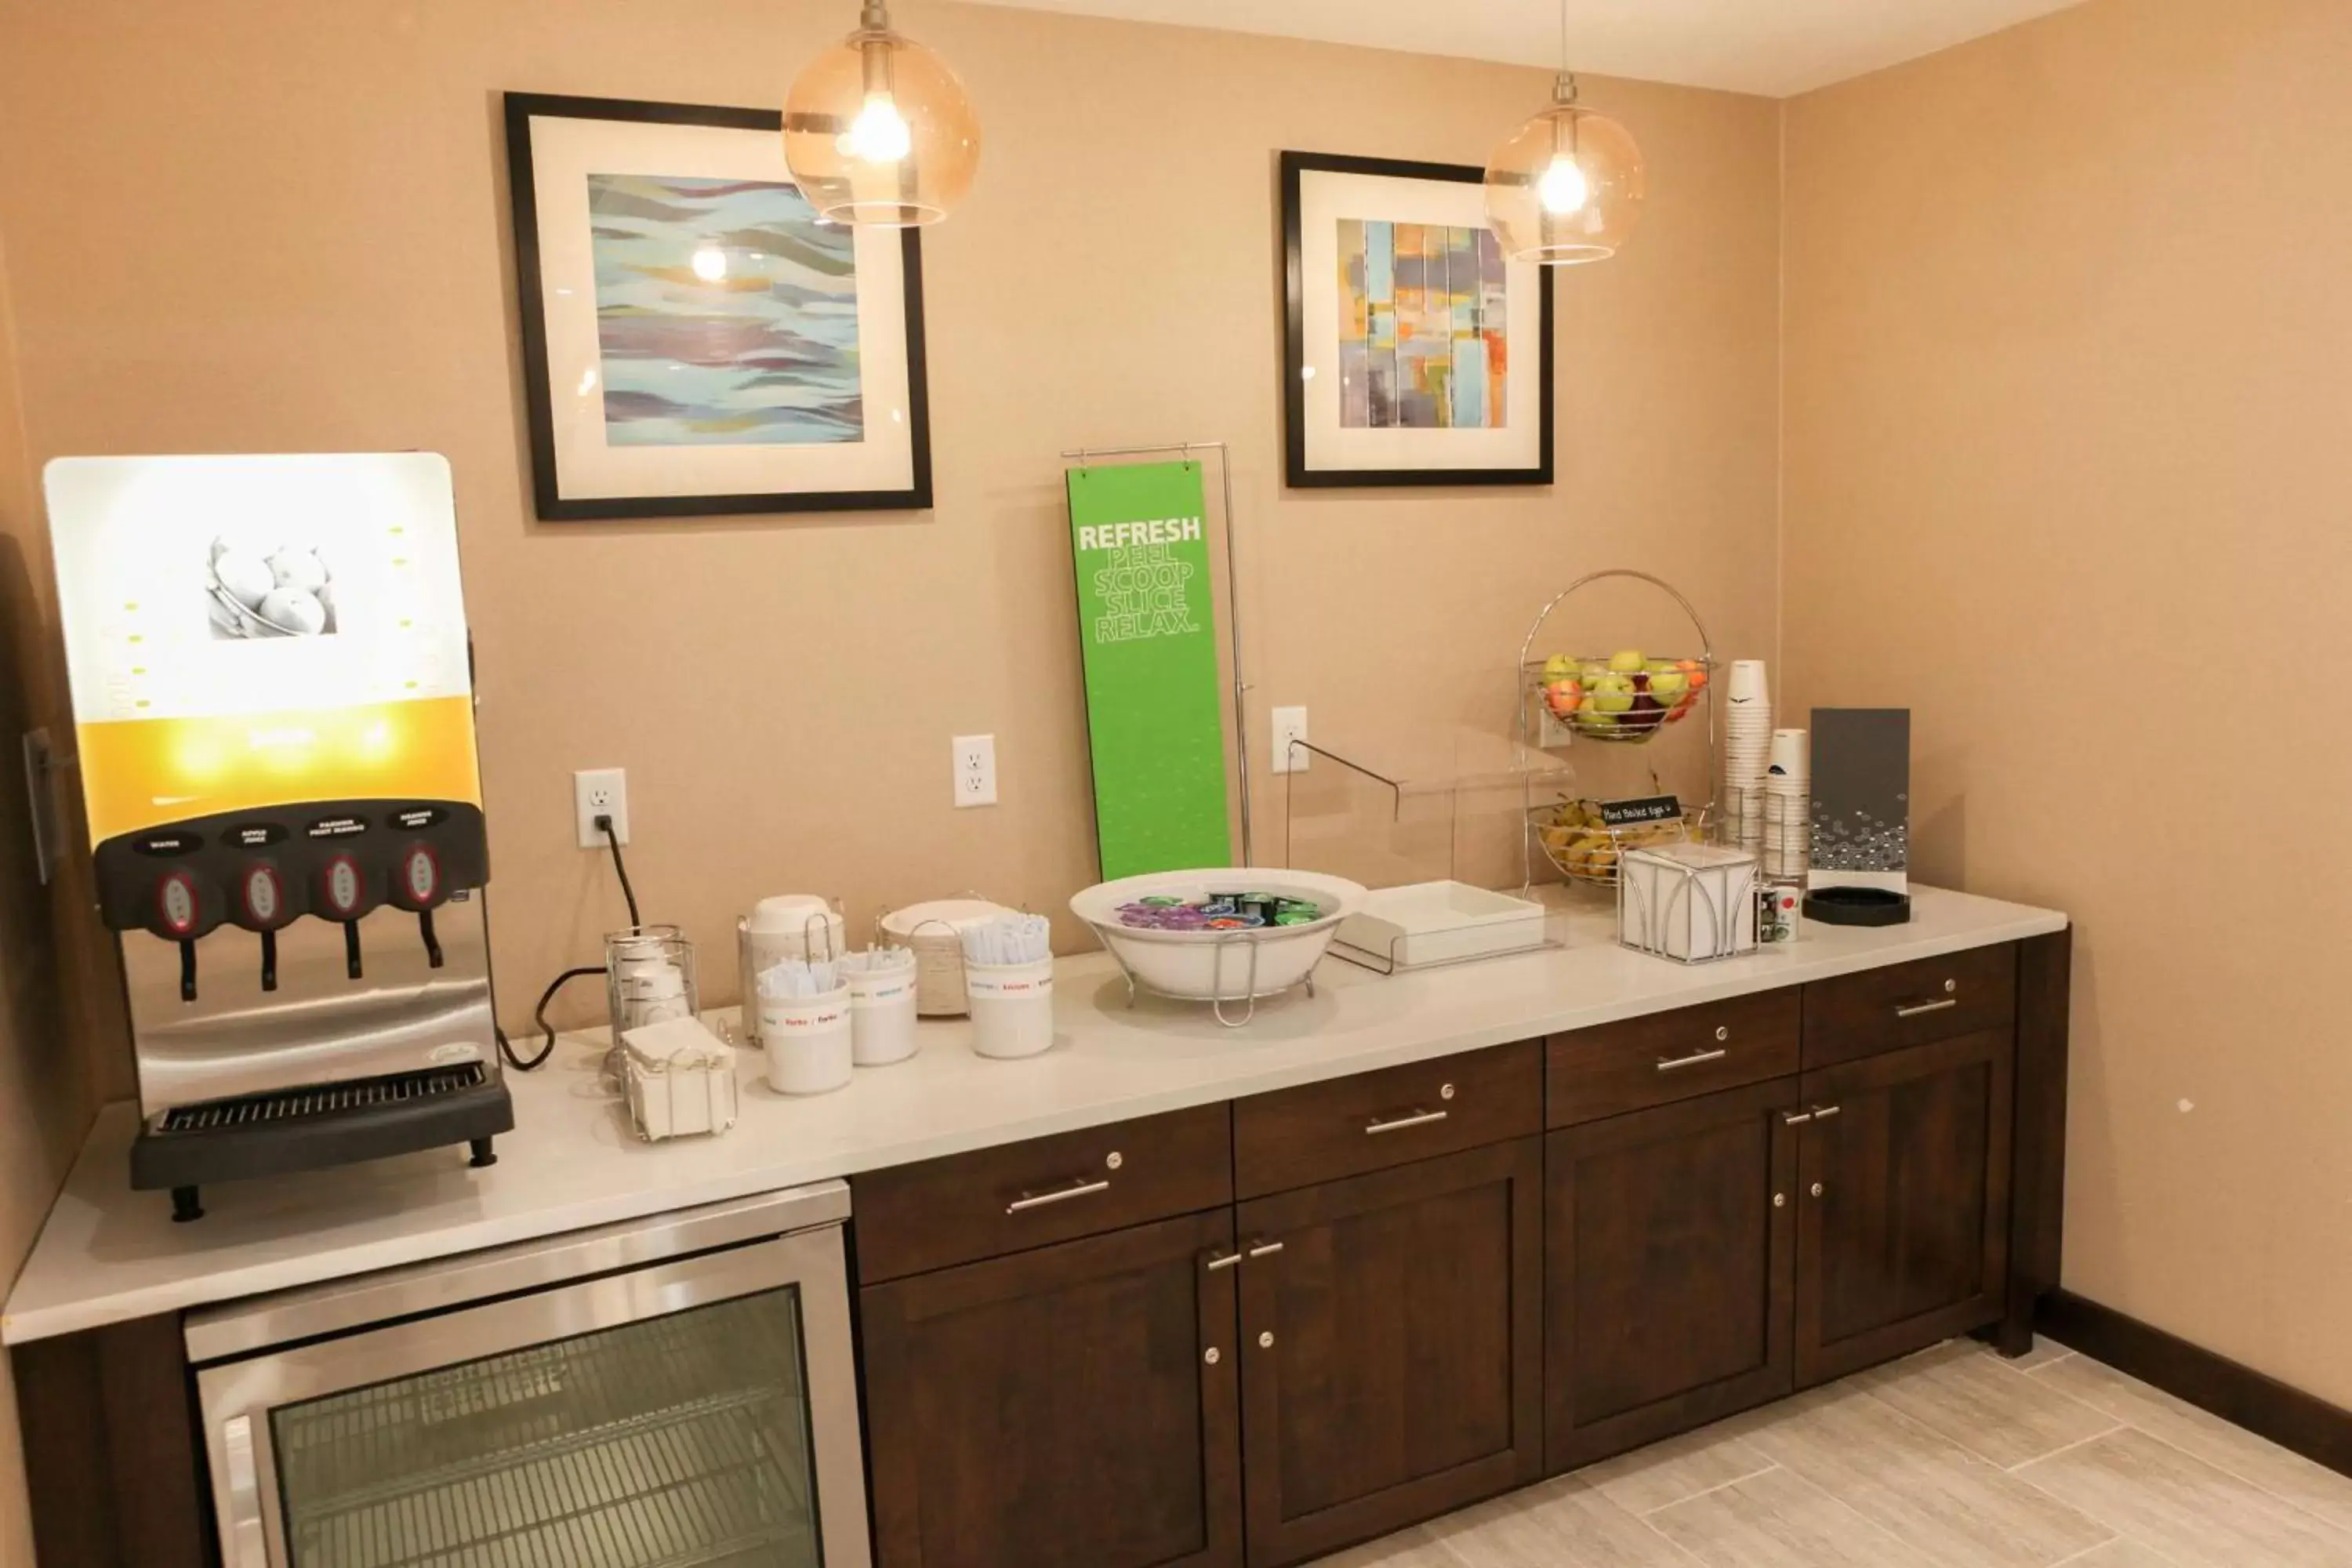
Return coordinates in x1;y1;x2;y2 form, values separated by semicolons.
131;1063;514;1200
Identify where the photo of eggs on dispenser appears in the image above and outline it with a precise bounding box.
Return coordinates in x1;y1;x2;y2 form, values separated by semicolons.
206;535;339;639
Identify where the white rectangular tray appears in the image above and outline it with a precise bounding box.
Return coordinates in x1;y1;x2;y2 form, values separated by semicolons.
1332;881;1549;972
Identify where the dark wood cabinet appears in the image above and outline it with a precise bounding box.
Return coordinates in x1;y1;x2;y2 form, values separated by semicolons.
1794;1028;2014;1385
862;1208;1243;1568
1544;1076;1801;1472
1232;1138;1543;1566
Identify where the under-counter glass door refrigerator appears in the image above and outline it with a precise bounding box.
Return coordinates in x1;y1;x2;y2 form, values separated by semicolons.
187;1181;869;1568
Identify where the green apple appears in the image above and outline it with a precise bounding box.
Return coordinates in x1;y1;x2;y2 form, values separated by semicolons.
1573;709;1615;730
1542;653;1578;682
1590;683;1635;715
1648;669;1690;702
1607;648;1647;674
1580;661;1610;687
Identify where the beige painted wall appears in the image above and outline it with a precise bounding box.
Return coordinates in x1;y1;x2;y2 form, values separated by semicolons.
0;214;95;1565
1784;0;2352;1405
0;0;1782;1098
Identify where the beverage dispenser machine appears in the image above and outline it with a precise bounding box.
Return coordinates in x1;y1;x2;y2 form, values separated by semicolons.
45;452;512;1219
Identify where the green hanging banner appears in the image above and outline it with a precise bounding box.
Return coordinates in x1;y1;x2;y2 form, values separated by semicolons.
1066;461;1233;879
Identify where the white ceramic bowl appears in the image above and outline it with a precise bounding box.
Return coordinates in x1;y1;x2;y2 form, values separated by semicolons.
1069;869;1367;1004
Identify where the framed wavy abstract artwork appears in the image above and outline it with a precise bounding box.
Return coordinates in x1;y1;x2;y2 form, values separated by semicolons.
505;93;932;519
1281;151;1553;488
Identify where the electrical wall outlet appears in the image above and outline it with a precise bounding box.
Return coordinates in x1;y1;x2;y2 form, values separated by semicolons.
574;768;630;847
1271;706;1310;774
953;735;997;808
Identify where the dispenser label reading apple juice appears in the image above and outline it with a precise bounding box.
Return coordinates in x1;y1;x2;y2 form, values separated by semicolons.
1067;461;1232;880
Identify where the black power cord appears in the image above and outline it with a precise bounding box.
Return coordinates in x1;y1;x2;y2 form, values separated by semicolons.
497;815;642;1072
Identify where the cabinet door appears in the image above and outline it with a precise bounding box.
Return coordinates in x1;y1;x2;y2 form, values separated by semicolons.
1545;1077;1801;1473
1795;1029;2014;1387
863;1209;1242;1568
1234;1138;1542;1567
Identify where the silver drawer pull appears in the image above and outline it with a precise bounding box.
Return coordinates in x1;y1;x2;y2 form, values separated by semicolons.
1896;997;1959;1018
1812;1104;1842;1120
1007;1176;1111;1214
1249;1240;1286;1259
1206;1250;1242;1272
1366;1108;1450;1135
1657;1047;1730;1073
1783;1110;1815;1126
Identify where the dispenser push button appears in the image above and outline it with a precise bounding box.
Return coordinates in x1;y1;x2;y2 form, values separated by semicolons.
157;870;200;938
241;866;284;927
322;854;365;919
401;845;440;906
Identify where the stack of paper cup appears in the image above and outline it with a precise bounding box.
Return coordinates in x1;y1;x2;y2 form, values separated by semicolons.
1762;728;1809;880
1722;661;1773;851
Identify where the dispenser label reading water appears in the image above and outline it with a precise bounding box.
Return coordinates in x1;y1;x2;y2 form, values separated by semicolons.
132;831;205;858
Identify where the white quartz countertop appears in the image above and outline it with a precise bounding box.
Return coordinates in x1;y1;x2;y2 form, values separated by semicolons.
3;886;2064;1345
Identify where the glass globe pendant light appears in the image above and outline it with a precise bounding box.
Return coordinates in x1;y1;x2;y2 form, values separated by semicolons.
782;0;980;227
1483;2;1644;264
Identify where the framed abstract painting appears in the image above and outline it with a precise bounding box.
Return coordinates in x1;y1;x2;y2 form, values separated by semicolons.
1281;151;1554;489
504;93;931;519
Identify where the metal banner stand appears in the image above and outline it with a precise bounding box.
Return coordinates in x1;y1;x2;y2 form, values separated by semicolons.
1059;439;1254;867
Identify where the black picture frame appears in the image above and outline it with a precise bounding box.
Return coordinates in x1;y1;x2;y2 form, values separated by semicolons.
1281;150;1555;490
503;91;934;521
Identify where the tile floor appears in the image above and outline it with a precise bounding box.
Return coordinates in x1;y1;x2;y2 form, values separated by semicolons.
1312;1337;2352;1566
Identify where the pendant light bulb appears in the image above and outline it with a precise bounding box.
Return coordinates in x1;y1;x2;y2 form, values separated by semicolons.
1537;155;1589;216
840;93;913;164
783;0;982;227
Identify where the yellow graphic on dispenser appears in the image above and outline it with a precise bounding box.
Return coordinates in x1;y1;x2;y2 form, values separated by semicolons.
43;452;481;848
76;698;482;845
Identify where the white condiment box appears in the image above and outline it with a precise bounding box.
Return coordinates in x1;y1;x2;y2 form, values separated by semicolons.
1617;843;1760;964
621;1015;740;1141
1332;881;1548;971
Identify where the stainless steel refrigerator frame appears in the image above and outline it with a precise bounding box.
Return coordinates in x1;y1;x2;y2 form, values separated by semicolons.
186;1181;869;1568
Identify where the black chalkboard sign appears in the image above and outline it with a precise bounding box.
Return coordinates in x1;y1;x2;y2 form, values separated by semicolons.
1599;795;1682;828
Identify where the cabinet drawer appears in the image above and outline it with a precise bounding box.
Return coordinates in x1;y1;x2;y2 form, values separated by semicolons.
1802;944;2017;1069
1234;1041;1541;1200
1547;991;1801;1128
853;1102;1233;1284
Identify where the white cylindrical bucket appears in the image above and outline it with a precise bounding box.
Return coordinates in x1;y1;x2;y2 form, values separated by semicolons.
760;986;853;1094
849;956;920;1067
964;958;1055;1060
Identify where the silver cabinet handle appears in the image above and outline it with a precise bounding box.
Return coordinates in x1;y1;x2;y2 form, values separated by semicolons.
1812;1104;1842;1120
1007;1176;1111;1214
1366;1108;1450;1136
1657;1047;1729;1073
1249;1240;1286;1259
223;1414;268;1568
1206;1250;1242;1272
1896;997;1959;1018
1783;1110;1814;1126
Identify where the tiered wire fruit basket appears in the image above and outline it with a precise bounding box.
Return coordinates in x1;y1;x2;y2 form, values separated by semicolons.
1517;569;1719;891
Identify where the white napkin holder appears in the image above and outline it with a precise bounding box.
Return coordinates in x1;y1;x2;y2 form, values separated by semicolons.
1618;843;1761;964
621;1015;740;1141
